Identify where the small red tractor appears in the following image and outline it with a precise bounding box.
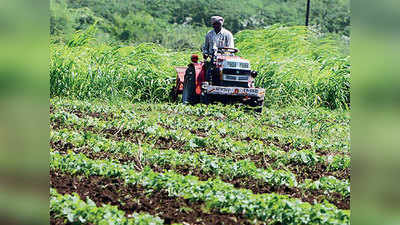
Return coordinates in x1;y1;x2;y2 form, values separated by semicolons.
170;47;265;112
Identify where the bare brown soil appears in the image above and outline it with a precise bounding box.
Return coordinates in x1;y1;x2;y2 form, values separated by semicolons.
50;215;66;225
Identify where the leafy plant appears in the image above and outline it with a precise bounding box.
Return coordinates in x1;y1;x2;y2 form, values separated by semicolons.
50;189;164;225
50;151;350;224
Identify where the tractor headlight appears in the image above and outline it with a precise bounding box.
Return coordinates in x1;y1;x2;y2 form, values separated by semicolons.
251;71;258;78
239;62;249;69
201;82;209;89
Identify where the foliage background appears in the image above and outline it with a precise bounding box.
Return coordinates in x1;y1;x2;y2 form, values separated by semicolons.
50;0;350;50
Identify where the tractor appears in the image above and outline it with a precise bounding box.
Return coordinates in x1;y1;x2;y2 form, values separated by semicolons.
170;47;265;112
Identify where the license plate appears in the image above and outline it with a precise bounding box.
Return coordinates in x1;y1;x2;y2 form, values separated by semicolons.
207;86;261;97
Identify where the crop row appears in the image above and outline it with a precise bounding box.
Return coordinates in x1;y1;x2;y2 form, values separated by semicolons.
51;128;349;198
50;171;251;225
50;128;318;173
50;188;164;225
50;98;350;131
51;97;350;142
51;99;349;153
50;151;350;224
50;110;350;171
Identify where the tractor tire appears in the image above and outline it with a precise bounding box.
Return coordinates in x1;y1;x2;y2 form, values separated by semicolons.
200;91;209;105
255;100;264;113
249;97;264;113
255;105;263;113
170;78;180;102
169;87;177;102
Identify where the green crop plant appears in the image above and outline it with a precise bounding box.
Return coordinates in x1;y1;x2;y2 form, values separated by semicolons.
50;109;349;160
51;129;299;188
51;99;350;165
50;189;164;225
51;98;350;146
50;128;349;196
50;103;351;168
50;151;350;225
49;97;350;224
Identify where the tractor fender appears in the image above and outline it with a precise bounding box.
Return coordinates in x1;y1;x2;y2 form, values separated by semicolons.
194;63;205;95
174;62;205;95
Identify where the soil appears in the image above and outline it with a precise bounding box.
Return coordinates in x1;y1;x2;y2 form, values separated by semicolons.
50;170;253;225
50;215;66;225
50;107;350;211
51;140;349;209
50;120;350;183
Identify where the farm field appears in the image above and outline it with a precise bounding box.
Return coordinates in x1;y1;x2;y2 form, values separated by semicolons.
50;97;350;225
49;1;351;224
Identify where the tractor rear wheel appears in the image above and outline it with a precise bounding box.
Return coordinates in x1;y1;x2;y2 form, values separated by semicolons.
169;78;180;102
170;87;178;102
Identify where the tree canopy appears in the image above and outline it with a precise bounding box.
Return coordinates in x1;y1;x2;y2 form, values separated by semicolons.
50;0;350;49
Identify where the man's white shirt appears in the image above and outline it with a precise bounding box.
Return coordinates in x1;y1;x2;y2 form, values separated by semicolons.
204;28;234;55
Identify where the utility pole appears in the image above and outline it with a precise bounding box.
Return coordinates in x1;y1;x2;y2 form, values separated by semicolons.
305;0;311;26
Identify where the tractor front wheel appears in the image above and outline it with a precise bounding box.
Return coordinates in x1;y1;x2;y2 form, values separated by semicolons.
200;91;209;105
249;97;264;113
255;104;263;113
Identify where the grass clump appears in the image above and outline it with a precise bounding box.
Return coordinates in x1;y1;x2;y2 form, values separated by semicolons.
235;25;350;109
50;28;195;102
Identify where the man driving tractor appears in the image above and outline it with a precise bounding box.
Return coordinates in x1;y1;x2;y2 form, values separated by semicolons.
183;16;234;104
175;15;264;110
203;16;234;60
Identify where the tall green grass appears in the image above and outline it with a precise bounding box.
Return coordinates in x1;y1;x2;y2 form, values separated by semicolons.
50;25;350;109
50;28;195;102
236;25;350;109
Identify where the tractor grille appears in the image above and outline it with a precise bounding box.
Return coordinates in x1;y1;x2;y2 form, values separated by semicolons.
222;68;251;84
220;80;249;88
222;68;251;75
222;74;250;83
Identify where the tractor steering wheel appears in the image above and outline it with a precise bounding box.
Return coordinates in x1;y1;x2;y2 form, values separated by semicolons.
217;47;239;53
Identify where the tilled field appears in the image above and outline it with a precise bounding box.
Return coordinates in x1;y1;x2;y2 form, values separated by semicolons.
49;98;351;225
